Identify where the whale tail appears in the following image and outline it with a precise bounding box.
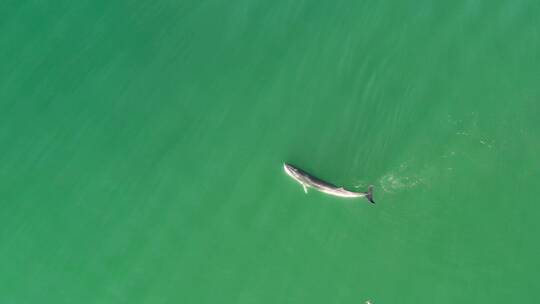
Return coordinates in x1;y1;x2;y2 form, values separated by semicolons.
365;185;375;204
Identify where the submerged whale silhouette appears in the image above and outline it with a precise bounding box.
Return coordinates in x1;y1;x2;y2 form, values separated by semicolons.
283;163;375;203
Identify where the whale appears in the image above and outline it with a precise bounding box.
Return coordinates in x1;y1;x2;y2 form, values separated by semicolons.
283;163;375;203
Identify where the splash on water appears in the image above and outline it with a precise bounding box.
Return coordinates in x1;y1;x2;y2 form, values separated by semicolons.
379;162;425;193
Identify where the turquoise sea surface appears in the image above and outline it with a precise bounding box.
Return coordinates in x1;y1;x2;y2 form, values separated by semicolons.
1;1;539;303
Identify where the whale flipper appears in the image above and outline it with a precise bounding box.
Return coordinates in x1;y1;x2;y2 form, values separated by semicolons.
303;185;308;193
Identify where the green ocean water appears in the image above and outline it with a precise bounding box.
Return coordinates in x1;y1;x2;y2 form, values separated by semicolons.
1;0;540;303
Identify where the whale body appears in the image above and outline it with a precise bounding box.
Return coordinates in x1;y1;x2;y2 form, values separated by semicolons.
283;163;375;203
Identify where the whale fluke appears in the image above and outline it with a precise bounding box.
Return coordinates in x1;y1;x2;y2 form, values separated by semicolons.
365;185;375;204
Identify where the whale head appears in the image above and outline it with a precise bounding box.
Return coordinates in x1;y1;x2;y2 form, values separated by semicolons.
283;163;301;179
